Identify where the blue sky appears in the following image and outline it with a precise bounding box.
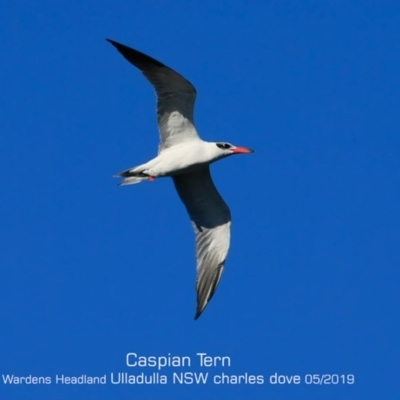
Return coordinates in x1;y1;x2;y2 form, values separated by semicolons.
1;1;399;399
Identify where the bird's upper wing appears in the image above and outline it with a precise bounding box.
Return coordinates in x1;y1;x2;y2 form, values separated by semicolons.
173;167;231;319
106;39;199;151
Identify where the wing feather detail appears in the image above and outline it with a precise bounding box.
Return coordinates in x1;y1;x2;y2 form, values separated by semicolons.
106;39;199;151
173;167;231;319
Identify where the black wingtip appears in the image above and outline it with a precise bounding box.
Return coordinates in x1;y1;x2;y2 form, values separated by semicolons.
106;38;119;47
194;306;205;320
105;38;125;51
105;38;166;69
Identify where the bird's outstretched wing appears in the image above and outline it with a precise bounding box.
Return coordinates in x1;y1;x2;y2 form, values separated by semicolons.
173;167;231;319
106;39;199;151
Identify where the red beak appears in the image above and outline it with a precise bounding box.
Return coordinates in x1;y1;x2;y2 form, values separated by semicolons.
232;146;255;154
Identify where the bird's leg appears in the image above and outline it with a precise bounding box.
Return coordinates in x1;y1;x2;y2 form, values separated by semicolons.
149;176;155;182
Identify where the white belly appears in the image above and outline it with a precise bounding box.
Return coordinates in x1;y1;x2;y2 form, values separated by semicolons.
144;141;213;177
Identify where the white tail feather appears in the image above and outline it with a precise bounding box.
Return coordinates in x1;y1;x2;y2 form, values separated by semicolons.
118;176;149;186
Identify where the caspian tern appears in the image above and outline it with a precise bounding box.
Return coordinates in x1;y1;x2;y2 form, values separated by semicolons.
107;39;254;319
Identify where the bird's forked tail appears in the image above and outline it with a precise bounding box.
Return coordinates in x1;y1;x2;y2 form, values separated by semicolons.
114;168;154;186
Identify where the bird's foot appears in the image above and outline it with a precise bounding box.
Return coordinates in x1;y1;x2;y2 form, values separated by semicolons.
149;176;155;182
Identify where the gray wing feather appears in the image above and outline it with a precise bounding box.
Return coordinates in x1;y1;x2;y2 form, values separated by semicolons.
106;39;199;151
173;167;231;319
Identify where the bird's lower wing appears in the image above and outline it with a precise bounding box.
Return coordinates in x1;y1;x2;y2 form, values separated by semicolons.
173;167;231;319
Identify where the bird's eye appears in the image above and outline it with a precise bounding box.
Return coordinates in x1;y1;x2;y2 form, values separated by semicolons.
216;143;232;150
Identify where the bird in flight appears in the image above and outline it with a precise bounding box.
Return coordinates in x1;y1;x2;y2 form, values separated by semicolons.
107;39;254;319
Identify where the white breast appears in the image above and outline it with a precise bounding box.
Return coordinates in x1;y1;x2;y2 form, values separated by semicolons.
146;141;218;177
